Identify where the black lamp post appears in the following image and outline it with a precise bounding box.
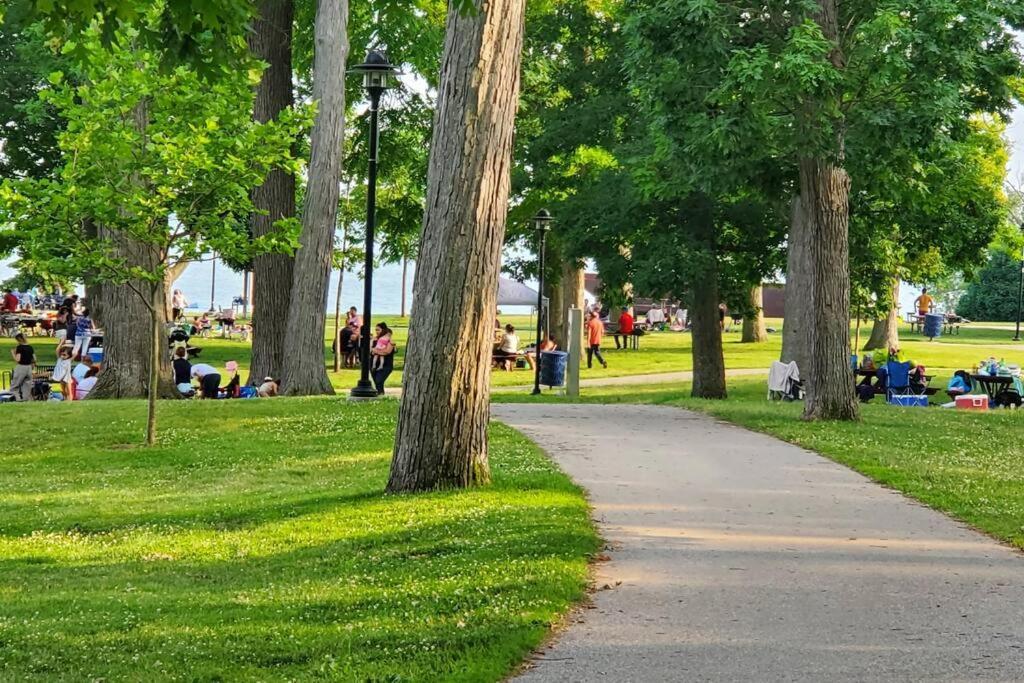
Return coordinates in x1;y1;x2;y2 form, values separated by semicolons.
532;209;552;396
349;49;398;399
1015;222;1024;342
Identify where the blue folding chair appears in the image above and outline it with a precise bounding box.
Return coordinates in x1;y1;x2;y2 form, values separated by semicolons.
885;361;926;406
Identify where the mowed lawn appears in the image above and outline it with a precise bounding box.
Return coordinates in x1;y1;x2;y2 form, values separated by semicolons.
496;378;1024;550
7;316;1024;394
0;398;598;680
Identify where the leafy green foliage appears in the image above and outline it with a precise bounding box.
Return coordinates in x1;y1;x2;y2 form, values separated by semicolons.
957;251;1024;322
0;397;597;679
0;24;309;295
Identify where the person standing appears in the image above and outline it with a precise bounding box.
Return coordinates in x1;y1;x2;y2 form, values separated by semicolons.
189;363;221;399
10;333;35;401
586;312;607;369
2;289;19;313
52;346;74;401
72;308;94;360
370;322;397;395
171;289;187;321
615;306;634;349
914;287;934;317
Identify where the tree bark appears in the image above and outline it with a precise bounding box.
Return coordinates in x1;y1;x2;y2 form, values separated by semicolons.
691;266;727;399
279;0;349;396
547;259;565;347
741;284;768;343
800;156;858;421
781;193;812;372
248;0;296;385
560;260;585;355
388;0;526;493
863;278;900;351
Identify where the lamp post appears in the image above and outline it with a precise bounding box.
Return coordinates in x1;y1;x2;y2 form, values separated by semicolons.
532;209;552;395
349;49;398;399
1015;224;1024;342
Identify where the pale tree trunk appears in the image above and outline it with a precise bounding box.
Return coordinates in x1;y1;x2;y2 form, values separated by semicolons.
248;0;296;385
400;256;408;317
741;284;768;343
691;271;726;399
561;261;585;356
389;0;526;493
863;278;900;351
800;0;858;421
279;0;349;396
332;229;347;373
547;260;565;347
781;194;811;371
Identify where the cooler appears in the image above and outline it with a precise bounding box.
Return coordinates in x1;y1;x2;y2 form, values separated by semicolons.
955;395;989;411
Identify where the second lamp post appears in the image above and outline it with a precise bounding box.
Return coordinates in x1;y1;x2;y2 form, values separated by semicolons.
532;209;552;395
349;50;398;399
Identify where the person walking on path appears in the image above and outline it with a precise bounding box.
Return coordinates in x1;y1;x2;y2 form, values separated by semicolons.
10;333;35;401
586;312;607;369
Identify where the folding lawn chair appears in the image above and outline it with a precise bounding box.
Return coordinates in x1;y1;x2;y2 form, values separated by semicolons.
885;361;926;407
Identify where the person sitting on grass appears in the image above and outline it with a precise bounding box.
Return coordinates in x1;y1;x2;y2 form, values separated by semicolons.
258;376;279;397
75;366;99;400
51;346;74;401
172;347;193;396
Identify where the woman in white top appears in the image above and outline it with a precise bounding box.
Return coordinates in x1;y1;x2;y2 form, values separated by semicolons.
495;324;520;371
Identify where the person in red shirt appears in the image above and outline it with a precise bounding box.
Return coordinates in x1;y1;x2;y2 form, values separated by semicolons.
586;312;607;369
615;306;634;349
2;290;19;313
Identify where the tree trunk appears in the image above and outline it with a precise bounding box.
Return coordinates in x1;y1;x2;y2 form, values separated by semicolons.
147;283;161;445
800;155;858;421
690;268;726;399
741;284;768;343
863;278;900;351
279;0;349;396
781;193;812;372
400;256;408;318
332;229;346;373
388;0;526;493
248;0;296;385
561;261;585;356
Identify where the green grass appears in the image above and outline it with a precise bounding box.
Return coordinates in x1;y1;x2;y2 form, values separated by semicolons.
0;398;598;681
496;378;1024;550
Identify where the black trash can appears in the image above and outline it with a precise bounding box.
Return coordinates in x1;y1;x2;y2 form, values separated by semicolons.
539;351;568;387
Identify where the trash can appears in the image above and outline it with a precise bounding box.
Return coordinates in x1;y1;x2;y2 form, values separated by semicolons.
923;313;943;340
539;351;568;387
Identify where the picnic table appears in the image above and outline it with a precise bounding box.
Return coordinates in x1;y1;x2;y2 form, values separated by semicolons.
970;374;1014;400
854;368;937;395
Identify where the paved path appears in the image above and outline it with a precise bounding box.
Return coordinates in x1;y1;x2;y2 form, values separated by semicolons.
493;404;1024;681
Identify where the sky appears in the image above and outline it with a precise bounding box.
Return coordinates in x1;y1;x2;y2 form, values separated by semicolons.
1009;104;1024;183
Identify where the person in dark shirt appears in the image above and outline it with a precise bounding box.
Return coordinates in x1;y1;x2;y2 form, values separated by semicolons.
172;347;193;395
10;333;35;401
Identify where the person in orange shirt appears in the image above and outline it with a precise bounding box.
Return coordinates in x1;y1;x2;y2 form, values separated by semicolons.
614;306;634;349
586;312;607;369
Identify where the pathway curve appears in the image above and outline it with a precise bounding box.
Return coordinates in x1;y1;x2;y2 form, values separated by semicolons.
493;403;1024;681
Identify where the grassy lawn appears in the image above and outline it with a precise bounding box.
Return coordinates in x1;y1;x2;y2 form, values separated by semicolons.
496;378;1024;550
0;397;598;680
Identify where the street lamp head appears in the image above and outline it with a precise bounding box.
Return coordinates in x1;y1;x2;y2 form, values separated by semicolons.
350;49;399;93
533;208;553;233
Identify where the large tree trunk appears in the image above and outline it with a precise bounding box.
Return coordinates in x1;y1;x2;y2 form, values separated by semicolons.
561;261;585;355
863;278;900;351
248;0;296;385
800;155;858;421
547;259;565;347
741;284;768;343
800;0;858;421
691;269;727;399
279;0;349;396
388;0;526;493
781;194;812;371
